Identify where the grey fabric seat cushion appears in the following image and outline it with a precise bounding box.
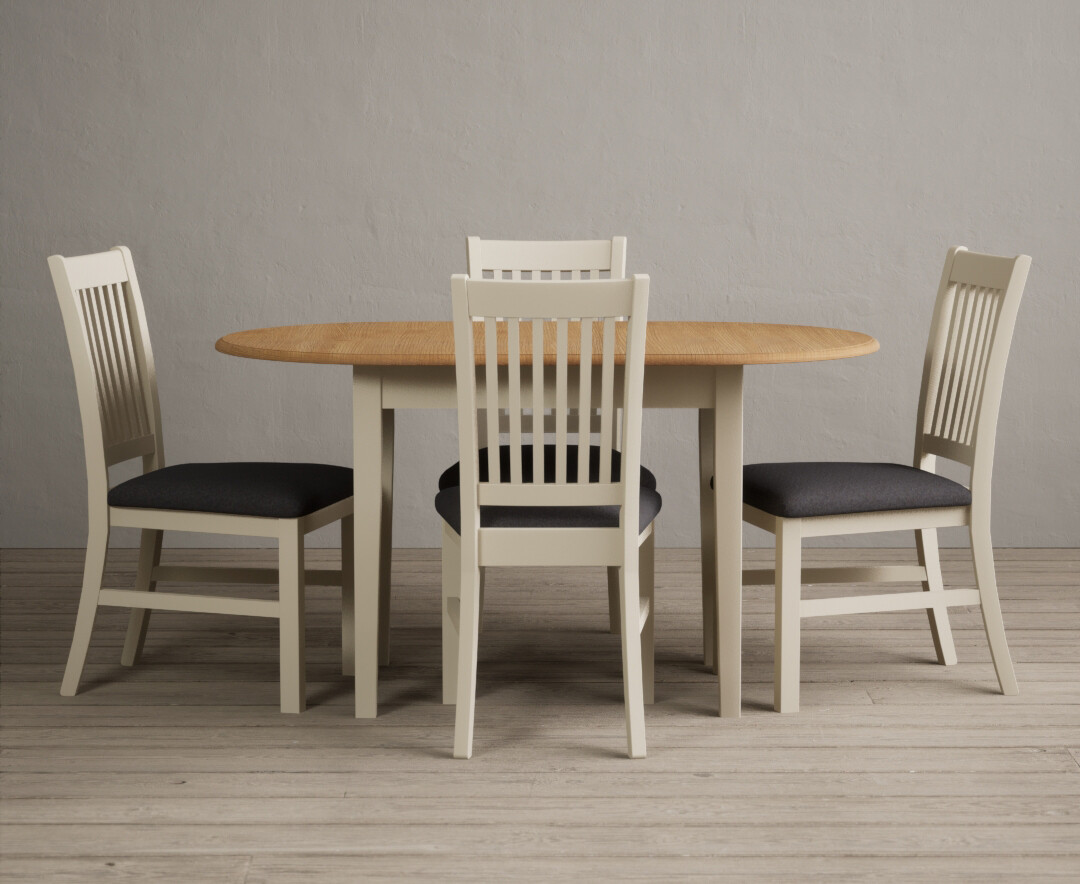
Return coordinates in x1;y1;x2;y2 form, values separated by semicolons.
108;462;353;519
437;444;657;491
739;462;972;519
435;485;662;536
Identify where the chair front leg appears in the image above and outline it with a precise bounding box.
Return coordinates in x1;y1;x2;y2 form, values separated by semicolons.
916;527;957;666
774;518;802;714
619;545;647;759
121;528;163;667
61;524;110;696
640;531;656;706
340;515;355;677
453;541;482;759
442;525;461;705
278;521;306;714
970;516;1019;696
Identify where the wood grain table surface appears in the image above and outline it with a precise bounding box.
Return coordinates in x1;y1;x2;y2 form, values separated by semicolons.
216;320;879;366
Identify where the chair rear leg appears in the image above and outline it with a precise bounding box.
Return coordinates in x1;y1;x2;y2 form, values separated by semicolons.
774;519;802;714
970;519;1018;696
916;527;957;666
340;516;355;677
442;525;461;705
619;552;647;759
640;532;656;706
453;547;482;759
278;522;306;714
121;528;163;667
61;525;109;696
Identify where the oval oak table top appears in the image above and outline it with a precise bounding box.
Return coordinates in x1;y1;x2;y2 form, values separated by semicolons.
216;321;879;367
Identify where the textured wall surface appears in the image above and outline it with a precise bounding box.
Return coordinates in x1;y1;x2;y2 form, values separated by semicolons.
2;0;1078;548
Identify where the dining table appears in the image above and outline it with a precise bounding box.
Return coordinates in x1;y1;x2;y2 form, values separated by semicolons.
216;320;879;719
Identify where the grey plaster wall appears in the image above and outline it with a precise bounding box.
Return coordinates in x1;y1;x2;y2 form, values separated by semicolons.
2;0;1078;549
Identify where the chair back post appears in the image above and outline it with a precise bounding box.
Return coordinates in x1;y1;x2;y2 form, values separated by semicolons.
48;246;166;522
966;254;1030;502
49;254;110;517
619;275;650;541
451;274;482;544
913;247;1031;505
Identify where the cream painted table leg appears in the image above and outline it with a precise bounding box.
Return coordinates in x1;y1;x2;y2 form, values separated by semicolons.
698;408;717;672
352;368;391;718
378;410;394;666
712;366;743;718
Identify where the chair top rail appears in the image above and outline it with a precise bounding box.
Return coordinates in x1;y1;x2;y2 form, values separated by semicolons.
467;237;626;276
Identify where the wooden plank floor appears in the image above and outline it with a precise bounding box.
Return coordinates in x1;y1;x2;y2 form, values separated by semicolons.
1;547;1078;881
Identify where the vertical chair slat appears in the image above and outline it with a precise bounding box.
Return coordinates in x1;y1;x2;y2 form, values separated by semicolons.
943;283;976;439
97;283;130;441
112;282;148;437
933;283;962;438
939;283;970;441
484;318;501;483
86;287;122;445
507;317;523;483
947;285;982;442
950;286;989;443
103;282;137;441
599;317;616;481
78;288;111;441
577;319;593;482
932;284;965;438
959;289;995;445
964;292;1003;446
532;318;544;483
112;280;142;440
80;288;109;440
555;317;568;483
95;284;124;440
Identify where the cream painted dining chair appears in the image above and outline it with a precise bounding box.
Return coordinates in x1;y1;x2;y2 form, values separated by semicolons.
440;237;645;635
50;246;355;713
438;273;658;758
734;247;1030;712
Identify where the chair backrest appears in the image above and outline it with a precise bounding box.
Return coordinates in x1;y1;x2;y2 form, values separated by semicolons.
466;237;627;280
451;274;650;537
49;246;164;508
914;247;1031;493
467;237;629;438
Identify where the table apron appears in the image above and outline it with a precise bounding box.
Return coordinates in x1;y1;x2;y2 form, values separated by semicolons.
368;364;720;410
